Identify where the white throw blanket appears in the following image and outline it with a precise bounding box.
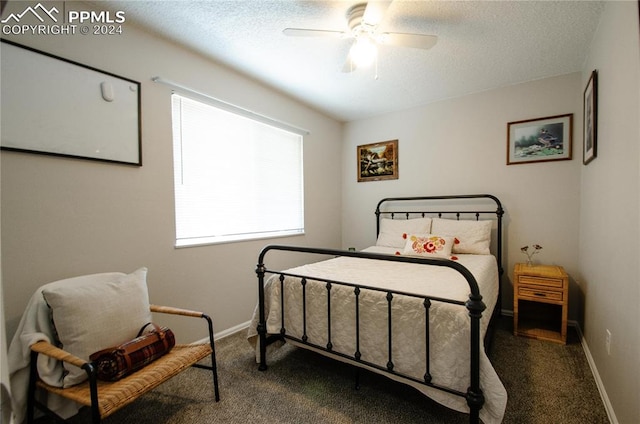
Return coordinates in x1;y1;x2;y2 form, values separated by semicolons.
8;281;95;423
249;247;507;423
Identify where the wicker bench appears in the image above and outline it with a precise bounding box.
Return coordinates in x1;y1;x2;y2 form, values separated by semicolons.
27;305;220;423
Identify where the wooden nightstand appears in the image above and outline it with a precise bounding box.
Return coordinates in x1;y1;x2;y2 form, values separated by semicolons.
513;263;568;344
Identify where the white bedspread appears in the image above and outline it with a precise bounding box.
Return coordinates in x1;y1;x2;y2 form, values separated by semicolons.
248;246;507;423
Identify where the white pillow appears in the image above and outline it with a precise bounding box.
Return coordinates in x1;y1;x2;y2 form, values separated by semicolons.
42;267;151;387
376;217;432;248
431;218;492;254
402;233;455;258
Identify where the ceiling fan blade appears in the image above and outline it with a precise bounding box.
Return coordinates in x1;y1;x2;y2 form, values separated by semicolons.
341;51;357;73
283;28;347;38
363;1;393;26
378;32;438;50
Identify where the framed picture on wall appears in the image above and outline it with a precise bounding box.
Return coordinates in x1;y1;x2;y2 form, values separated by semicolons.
0;39;142;166
583;70;598;165
506;114;573;165
357;140;398;182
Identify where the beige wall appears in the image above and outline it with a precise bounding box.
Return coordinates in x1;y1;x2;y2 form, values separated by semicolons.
2;1;638;423
1;7;343;342
341;73;583;316
579;2;640;423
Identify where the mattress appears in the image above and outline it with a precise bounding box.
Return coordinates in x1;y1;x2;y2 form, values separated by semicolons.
248;246;507;423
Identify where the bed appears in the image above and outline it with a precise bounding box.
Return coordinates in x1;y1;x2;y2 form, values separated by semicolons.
248;194;507;423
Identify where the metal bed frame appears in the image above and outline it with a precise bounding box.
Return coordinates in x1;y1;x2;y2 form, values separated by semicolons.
255;194;504;423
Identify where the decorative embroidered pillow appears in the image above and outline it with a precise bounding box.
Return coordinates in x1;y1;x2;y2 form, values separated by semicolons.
42;267;151;387
430;218;493;255
375;217;432;248
402;234;455;258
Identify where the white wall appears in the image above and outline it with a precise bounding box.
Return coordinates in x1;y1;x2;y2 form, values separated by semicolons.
579;2;640;423
342;73;583;314
1;5;343;343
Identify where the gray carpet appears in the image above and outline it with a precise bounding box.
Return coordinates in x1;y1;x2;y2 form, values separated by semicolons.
48;317;609;423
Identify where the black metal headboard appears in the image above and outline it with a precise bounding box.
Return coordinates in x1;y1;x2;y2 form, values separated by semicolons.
375;194;505;279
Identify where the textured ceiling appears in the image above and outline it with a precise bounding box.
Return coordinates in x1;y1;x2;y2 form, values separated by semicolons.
101;0;604;122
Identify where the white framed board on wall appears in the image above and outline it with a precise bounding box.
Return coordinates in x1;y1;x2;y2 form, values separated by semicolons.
0;39;142;166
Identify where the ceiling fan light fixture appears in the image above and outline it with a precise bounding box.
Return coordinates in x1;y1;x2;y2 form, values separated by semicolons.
283;1;438;76
350;36;377;68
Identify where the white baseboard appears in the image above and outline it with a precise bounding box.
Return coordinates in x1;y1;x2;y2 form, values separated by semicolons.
193;320;251;345
573;324;618;424
502;309;616;424
215;320;250;340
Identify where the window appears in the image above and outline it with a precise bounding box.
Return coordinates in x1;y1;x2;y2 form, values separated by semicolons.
171;94;304;247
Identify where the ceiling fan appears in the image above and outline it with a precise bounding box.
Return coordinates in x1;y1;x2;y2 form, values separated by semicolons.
283;1;438;73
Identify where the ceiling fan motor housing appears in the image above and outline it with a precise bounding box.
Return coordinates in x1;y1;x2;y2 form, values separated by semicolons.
347;3;369;33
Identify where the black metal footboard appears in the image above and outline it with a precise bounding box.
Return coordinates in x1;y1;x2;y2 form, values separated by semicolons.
255;245;488;424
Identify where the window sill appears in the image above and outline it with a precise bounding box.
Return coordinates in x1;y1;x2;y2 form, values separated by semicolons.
175;230;305;248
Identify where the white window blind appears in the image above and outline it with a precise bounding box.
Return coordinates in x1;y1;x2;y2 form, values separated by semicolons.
171;94;304;247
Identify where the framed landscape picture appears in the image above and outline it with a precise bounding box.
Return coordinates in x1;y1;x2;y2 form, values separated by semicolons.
507;114;573;165
357;140;398;182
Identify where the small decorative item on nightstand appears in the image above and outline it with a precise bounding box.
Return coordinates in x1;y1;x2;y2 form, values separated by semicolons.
520;244;542;266
513;263;569;344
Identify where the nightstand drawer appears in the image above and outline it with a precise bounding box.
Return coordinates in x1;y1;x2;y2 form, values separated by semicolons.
518;287;563;301
518;275;564;288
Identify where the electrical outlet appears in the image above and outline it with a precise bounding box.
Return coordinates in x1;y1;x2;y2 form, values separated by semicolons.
605;329;612;355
